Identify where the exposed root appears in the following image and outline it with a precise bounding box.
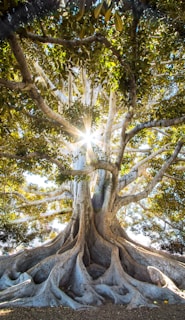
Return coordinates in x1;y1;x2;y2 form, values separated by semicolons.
119;237;185;288
0;220;185;309
147;266;185;298
0;274;35;302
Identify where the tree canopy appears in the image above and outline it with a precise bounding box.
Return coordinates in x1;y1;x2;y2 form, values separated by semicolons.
0;0;185;309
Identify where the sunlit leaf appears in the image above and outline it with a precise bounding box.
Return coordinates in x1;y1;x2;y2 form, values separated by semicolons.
114;12;123;32
105;8;112;22
94;2;103;19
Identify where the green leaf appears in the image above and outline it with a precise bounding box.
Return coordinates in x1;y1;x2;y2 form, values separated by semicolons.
105;8;112;22
114;12;123;32
94;2;103;19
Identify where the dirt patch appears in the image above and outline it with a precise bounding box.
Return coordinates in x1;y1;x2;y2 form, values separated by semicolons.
0;303;184;320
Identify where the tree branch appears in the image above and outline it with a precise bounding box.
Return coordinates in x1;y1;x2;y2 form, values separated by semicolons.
0;78;34;91
24;184;72;197
138;202;184;233
163;173;185;182
12;208;71;224
59;160;118;177
1;186;73;209
8;34;81;137
116;111;134;168
118;143;172;191
34;61;68;104
23;32;98;47
103;91;117;156
126;117;185;143
115;140;184;209
16;193;72;209
0;151;66;169
0;191;28;202
93;160;118;176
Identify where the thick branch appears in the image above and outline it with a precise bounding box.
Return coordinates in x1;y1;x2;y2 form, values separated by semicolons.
94;160;118;176
8;34;81;137
60;160;118;177
126;117;185;143
0;79;34;91
115;140;184;209
23;32;98;47
8;35;32;83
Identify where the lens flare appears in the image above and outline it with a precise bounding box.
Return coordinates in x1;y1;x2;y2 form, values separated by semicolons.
80;129;96;147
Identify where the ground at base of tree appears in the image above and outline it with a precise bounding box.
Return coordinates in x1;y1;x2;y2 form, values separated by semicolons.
0;303;184;320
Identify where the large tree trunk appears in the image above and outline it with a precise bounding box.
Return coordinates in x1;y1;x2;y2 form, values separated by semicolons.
0;178;185;309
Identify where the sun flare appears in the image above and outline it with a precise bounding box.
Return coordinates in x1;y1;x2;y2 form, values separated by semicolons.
80;129;96;147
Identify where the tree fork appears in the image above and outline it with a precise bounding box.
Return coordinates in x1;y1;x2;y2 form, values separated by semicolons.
0;149;185;308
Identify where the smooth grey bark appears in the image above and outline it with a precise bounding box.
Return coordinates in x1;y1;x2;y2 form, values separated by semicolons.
0;176;185;309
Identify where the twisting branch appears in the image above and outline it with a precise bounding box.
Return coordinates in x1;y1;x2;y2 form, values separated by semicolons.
93;160;118;176
0;150;118;179
8;34;81;137
115;140;184;209
59;160;118;177
23;32;129;72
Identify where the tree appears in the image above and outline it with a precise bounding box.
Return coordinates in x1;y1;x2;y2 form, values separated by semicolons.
0;0;185;309
125;177;185;250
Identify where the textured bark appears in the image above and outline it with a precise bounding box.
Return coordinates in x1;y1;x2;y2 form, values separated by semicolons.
0;181;185;309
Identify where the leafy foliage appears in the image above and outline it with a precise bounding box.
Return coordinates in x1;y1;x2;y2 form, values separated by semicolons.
0;0;185;251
